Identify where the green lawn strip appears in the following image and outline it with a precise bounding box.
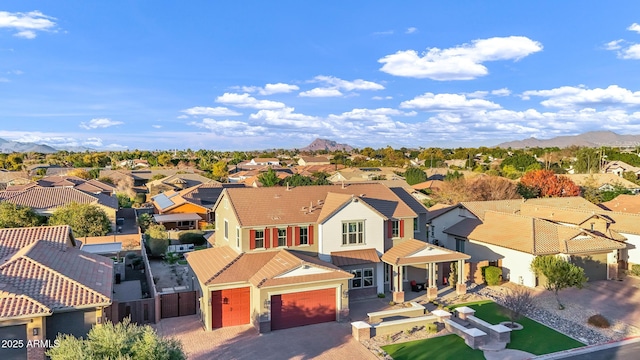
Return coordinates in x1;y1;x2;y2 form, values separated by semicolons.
450;301;585;355
382;334;485;360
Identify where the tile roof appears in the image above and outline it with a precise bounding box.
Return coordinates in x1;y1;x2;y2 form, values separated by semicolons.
330;248;381;267
460;197;601;220
564;174;640;190
0;225;73;260
0;237;113;319
445;211;625;255
381;239;470;265
222;183;417;227
0;187;117;211
600;194;640;214
186;247;352;288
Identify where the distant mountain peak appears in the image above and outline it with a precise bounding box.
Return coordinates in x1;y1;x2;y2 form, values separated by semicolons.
497;131;640;149
300;138;354;152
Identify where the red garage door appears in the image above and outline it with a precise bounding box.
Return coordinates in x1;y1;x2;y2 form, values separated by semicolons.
271;288;336;330
211;287;250;328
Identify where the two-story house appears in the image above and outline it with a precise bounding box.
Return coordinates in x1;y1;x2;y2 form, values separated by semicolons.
186;183;455;332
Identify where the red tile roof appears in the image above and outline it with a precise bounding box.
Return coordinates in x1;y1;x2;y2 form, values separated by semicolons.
381;239;470;265
330;248;381;267
0;225;73;260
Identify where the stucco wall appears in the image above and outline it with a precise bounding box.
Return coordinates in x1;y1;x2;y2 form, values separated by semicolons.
622;232;640;266
464;240;537;287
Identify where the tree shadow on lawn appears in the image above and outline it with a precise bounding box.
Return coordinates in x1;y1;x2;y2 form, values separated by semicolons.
450;301;585;355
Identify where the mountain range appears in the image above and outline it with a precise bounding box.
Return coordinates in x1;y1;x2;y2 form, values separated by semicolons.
496;131;640;149
0;138;94;154
300;138;354;152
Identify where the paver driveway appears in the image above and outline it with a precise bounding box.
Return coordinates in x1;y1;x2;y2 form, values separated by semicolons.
154;314;377;360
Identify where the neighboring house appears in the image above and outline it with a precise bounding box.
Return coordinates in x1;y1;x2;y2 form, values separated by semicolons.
327;167;404;183
297;156;330;166
9;176;117;197
118;159;150;168
0;187;118;230
565;173;640;194
0;170;30;189
0;225;113;360
602;160;640;178
99;169;202;189
151;183;244;230
600;194;640;214
426;197;632;288
247;158;280;166
188;183;469;332
146;173;217;195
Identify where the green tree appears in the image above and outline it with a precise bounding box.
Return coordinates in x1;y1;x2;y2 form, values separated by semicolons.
500;153;540;171
531;255;587;309
49;203;112;237
146;224;168;256
600;183;633;202
117;193;133;208
283;174;313;186
0;202;46;228
404;167;427;185
137;213;153;233
211;161;229;180
157;153;172;167
47;318;185;360
257;167;280;187
444;170;463;181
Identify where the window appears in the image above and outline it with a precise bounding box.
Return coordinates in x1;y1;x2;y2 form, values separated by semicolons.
413;218;419;233
456;238;466;253
255;230;264;249
236;227;240;248
342;221;364;245
277;228;287;247
402;266;408;281
177;220;194;228
350;268;374;289
363;268;374;287
391;220;400;238
299;227;308;245
224;220;229;240
384;264;390;284
431;224;434;238
351;269;362;288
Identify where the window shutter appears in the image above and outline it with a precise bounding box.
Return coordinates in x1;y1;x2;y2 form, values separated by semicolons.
249;230;256;250
264;228;271;249
308;225;314;245
387;221;393;238
294;226;300;246
272;228;278;247
286;227;293;247
400;219;405;237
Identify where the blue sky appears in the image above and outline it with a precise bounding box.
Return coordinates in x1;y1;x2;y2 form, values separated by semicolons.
2;2;640;151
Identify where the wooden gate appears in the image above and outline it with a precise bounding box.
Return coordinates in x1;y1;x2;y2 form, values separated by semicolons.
160;291;197;319
104;298;156;325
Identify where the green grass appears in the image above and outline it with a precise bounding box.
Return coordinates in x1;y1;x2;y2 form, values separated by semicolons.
382;334;485;360
450;301;585;355
177;259;188;265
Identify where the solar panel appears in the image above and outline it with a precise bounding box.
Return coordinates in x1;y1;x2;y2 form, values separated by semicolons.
154;194;175;209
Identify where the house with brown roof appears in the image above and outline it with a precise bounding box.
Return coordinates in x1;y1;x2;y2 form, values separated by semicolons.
600;194;640;214
0;226;113;360
297;156;330;166
188;183;468;332
603;160;640;178
426;197;630;287
146;173;217;196
564;173;640;194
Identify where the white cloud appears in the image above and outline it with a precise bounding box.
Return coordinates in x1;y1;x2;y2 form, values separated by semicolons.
79;118;124;130
378;36;543;80
83;137;103;147
492;88;511;96
299;88;343;97
181;106;241;117
0;77;9;83
620;44;640;59
522;85;640;108
215;93;285;109
405;27;418;34
0;11;57;39
188;118;267;136
372;96;393;100
466;91;489;99
250;107;322;129
400;92;502;111
152;125;163;129
605;39;624;51
628;23;640;33
241;83;299;95
312;75;384;91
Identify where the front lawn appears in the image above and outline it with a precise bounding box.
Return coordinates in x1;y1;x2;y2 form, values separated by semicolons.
450;300;585;355
382;334;484;360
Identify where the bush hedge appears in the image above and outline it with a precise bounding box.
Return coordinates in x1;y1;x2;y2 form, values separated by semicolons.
587;314;610;328
631;264;640;276
483;266;502;286
178;231;206;246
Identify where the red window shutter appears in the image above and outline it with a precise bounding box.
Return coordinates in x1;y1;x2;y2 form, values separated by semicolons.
294;226;300;246
387;221;393;238
272;228;278;247
286;227;293;247
249;230;256;250
264;228;271;249
308;225;314;245
400;219;405;237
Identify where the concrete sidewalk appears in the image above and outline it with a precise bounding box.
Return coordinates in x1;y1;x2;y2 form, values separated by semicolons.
532;337;640;359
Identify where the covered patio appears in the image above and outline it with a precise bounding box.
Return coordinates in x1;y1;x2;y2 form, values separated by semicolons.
153;213;202;230
381;239;471;303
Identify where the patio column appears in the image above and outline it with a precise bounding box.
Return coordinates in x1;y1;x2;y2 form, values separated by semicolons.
392;264;404;303
456;259;467;295
427;262;438;299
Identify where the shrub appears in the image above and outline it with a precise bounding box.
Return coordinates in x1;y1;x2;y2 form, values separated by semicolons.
631;264;640;276
178;231;206;246
377;293;386;298
425;323;438;333
389;301;396;306
588;314;610;328
484;266;502;286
